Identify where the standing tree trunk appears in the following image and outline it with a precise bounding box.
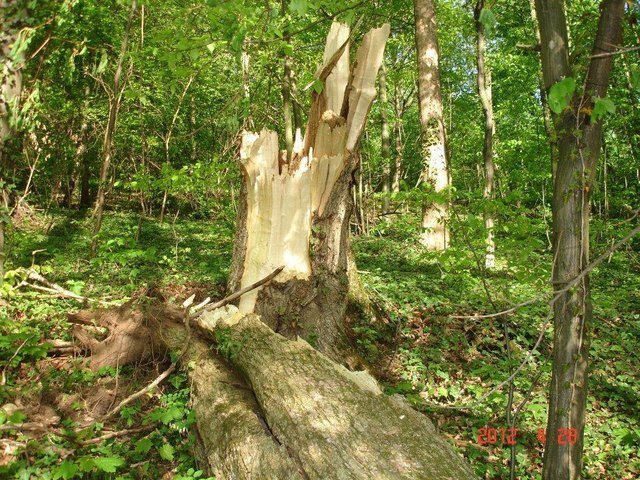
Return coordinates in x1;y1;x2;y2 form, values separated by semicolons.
159;74;195;224
228;22;389;363
91;0;137;256
392;82;414;195
414;0;450;250
533;1;624;479
280;0;297;163
0;1;26;278
475;1;496;269
529;0;559;177
379;65;392;215
392;101;403;193
241;40;253;129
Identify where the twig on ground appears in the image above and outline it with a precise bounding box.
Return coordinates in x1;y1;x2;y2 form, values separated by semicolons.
16;270;120;306
101;363;177;421
78;424;157;445
0;422;54;432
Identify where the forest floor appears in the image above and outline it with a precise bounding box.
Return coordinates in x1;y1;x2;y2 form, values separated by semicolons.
1;208;639;479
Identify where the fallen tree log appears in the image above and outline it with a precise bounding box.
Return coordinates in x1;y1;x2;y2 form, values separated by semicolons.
146;305;307;479
195;308;476;479
72;302;476;479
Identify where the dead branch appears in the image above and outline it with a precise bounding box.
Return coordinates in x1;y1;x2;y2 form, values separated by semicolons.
190;266;284;316
0;422;53;432
78;424;156;446
17;270;120;307
101;363;176;421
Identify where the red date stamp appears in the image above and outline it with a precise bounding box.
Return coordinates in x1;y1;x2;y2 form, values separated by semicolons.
477;427;577;445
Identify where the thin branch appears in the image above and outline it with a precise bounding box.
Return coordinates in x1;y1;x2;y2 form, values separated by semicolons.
591;45;640;58
1;337;32;386
424;310;553;411
101;364;176;421
452;222;640;320
16;271;119;306
191;266;285;315
427;221;640;410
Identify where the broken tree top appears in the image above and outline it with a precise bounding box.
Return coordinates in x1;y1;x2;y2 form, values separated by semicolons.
237;22;390;313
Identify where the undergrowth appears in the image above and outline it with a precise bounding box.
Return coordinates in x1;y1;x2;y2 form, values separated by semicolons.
1;207;638;479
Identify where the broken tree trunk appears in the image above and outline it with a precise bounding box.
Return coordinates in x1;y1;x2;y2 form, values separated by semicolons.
228;22;390;363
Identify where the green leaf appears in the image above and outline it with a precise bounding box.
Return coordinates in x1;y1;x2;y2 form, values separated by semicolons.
8;411;27;423
289;0;308;16
135;437;154;454
96;50;108;74
53;461;79;480
158;443;175;461
93;456;124;473
591;96;615;123
77;457;95;472
312;79;324;94
478;8;496;35
548;77;576;113
631;66;640;91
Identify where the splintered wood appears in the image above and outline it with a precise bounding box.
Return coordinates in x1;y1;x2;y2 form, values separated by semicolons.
238;23;389;313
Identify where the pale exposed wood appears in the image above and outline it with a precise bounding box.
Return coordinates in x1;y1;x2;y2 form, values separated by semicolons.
322;22;350;115
236;22;390;314
238;130;312;312
346;25;390;152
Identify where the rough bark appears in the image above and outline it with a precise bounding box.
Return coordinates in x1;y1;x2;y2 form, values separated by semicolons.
73;301;476;479
414;0;450;250
228;23;390;363
73;304;305;478
533;1;624;479
91;0;137;255
196;309;477;480
475;1;495;269
528;0;558;176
